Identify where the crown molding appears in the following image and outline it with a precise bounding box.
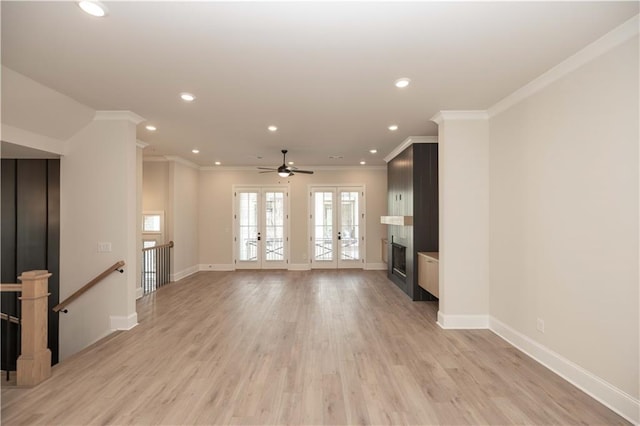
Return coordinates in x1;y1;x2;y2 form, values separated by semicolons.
94;110;145;124
165;155;200;169
383;136;438;163
143;155;168;162
488;14;639;118
430;110;489;125
136;140;149;149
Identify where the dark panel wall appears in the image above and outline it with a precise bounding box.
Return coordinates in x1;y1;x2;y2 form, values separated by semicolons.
387;143;439;301
1;159;60;366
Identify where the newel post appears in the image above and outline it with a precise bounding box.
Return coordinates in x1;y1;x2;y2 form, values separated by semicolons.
16;270;52;387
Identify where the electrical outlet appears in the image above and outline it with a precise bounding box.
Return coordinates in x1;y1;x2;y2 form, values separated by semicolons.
537;318;545;333
97;242;112;253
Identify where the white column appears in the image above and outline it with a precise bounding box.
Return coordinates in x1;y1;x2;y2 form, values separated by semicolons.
431;111;490;329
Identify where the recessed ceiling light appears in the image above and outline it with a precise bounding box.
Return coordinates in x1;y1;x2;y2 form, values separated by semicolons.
192;149;200;154
394;78;410;88
288;161;294;165
214;161;221;166
388;125;398;131
145;125;157;131
369;149;378;154
78;1;108;17
268;125;278;132
180;93;196;102
360;161;366;165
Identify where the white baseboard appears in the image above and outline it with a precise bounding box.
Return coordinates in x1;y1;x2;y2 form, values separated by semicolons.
110;312;138;331
364;262;387;271
170;265;199;281
198;264;235;272
489;316;639;424
135;286;143;300
437;311;489;329
288;263;310;271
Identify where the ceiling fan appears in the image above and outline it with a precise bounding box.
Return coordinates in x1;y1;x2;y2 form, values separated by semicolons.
257;149;314;177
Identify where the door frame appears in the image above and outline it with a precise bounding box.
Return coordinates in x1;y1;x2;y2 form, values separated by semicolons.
308;185;366;269
232;184;290;269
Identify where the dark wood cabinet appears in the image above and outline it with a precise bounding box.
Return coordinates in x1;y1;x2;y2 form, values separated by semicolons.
387;143;438;300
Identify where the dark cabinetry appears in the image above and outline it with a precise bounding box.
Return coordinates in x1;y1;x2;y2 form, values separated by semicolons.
387;144;438;300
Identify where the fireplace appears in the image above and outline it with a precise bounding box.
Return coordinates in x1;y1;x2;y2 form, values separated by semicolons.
391;243;406;279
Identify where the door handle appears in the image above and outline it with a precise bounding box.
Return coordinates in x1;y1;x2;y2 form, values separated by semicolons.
257;232;261;241
338;232;341;240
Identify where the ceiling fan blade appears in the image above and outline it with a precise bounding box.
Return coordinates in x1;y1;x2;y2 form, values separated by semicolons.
257;167;277;170
259;170;276;174
293;170;314;174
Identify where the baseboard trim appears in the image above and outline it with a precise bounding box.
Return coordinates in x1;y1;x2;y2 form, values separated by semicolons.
171;265;199;281
364;262;387;271
109;312;138;331
135;286;143;300
489;316;639;424
198;264;235;272
288;263;310;271
437;311;489;329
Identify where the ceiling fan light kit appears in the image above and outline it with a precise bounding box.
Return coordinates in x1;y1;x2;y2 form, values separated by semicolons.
258;149;314;177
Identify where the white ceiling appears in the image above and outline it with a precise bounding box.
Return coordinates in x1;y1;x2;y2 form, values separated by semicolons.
2;1;637;167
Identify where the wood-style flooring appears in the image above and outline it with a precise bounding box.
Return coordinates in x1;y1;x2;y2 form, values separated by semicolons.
1;270;628;425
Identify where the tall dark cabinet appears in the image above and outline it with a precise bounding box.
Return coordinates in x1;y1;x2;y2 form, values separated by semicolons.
387;143;438;300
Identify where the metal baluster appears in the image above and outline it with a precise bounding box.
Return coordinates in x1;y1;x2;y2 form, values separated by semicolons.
158;246;161;288
4;315;9;381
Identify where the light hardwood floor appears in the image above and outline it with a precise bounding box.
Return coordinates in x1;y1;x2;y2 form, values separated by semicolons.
1;270;628;425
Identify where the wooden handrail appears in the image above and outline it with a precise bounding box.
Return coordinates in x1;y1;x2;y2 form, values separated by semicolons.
0;284;23;292
0;312;20;324
142;241;174;252
53;261;125;313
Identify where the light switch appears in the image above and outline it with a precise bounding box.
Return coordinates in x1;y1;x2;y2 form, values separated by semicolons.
97;242;112;253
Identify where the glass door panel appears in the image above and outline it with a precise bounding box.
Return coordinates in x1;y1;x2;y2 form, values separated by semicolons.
237;191;259;263
264;191;285;263
235;187;288;269
310;187;363;269
313;191;335;265
339;191;360;262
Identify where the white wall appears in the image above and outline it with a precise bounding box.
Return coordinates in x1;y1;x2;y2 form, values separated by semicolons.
142;160;170;214
431;113;490;328
490;34;638;406
59;112;141;360
2;67;142;361
168;160;199;279
198;168;387;269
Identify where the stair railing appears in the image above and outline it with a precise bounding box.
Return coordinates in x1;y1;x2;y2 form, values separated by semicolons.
53;261;125;314
142;241;173;295
0;270;52;386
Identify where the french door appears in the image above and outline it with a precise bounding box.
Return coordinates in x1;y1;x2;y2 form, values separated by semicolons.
234;186;289;269
309;186;365;269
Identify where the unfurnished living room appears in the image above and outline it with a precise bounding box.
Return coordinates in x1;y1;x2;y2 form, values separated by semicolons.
1;1;638;425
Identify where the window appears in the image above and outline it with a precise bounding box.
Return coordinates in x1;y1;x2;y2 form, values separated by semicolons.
143;214;161;233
